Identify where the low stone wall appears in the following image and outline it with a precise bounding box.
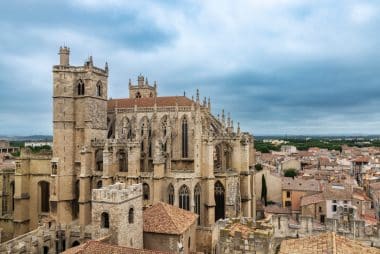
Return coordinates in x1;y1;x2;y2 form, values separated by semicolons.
216;217;274;254
271;214;380;248
0;223;92;254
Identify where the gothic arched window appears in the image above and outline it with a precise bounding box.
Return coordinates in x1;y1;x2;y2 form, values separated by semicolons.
214;181;225;221
168;184;174;205
101;212;109;228
39;181;50;213
128;208;134;224
194;183;201;225
143;183;150;200
77;79;85;95
96;81;102;97
182;117;188;158
179;185;190;211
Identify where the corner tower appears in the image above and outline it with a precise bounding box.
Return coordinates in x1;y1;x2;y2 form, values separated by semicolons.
51;46;109;225
129;74;157;98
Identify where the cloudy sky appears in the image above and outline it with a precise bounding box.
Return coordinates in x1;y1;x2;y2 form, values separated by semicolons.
1;0;380;136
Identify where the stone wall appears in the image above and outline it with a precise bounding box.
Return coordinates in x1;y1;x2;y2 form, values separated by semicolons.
254;169;282;203
92;183;143;249
0;223;92;254
216;217;275;254
271;214;380;248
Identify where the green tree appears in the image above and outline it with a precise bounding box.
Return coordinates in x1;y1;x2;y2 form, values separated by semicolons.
284;168;297;178
255;163;263;171
261;174;267;206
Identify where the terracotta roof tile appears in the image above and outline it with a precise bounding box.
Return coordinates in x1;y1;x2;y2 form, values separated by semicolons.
108;96;193;110
300;193;324;206
62;240;172;254
279;232;380;254
264;205;291;214
323;184;352;200
282;178;320;192
143;202;197;235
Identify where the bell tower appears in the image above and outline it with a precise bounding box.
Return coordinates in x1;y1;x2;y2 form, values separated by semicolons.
51;46;109;225
129;74;157;98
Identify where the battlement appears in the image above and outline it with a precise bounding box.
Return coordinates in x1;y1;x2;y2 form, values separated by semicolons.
52;64;108;76
92;182;142;204
54;46;108;76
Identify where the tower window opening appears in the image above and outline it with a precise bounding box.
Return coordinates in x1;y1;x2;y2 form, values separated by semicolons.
101;212;110;228
128;208;134;224
77;79;85;95
96;81;102;97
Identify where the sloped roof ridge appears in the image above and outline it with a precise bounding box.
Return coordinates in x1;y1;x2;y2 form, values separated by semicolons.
158;202;181;233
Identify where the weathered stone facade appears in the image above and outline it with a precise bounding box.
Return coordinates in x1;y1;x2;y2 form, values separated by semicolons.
92;183;143;248
271;214;380;249
216;217;275;254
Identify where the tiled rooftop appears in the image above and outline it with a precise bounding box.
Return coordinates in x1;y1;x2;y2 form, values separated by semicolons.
300;193;324;206
143;202;197;235
282;178;320;192
279;232;380;254
108;96;193;109
62;240;172;254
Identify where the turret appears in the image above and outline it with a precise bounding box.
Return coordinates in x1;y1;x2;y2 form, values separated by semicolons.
138;74;144;86
129;75;157;98
59;46;70;66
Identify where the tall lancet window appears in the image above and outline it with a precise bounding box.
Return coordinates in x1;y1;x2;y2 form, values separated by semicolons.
194;183;201;225
77;79;85;95
182;117;188;158
96;81;102;97
179;185;190;211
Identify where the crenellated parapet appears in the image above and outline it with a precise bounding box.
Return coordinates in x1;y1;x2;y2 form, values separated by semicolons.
92;183;142;204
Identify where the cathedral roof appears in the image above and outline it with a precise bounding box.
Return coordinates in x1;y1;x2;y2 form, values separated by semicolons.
108;96;193;109
143;202;198;235
62;240;171;254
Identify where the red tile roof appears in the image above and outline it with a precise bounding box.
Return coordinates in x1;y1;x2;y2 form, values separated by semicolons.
143;202;197;235
282;178;321;192
62;240;172;254
300;193;324;206
352;156;370;163
108;96;193;110
279;232;380;254
264;205;291;214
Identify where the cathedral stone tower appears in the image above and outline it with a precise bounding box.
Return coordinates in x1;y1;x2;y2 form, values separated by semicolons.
129;74;157;98
51;46;108;225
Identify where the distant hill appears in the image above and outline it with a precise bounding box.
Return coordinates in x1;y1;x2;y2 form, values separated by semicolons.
0;135;53;141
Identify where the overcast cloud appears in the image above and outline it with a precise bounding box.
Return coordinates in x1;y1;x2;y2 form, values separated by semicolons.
0;0;380;135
